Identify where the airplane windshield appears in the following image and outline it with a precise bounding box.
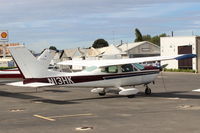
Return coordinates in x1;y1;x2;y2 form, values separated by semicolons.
134;63;144;70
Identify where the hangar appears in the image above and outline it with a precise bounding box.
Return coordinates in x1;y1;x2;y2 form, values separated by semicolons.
118;41;160;58
160;36;200;72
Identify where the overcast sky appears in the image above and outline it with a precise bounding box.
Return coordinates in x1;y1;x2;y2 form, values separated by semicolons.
0;0;200;51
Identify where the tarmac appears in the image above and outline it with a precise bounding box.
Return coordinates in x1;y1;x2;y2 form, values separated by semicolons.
0;72;200;133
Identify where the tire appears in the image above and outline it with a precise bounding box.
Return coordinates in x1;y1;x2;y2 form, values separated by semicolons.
127;95;135;98
145;88;151;95
99;92;106;96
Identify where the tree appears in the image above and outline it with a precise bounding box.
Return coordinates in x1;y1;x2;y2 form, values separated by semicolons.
49;46;58;51
133;28;168;46
151;35;160;46
142;34;151;42
150;33;168;46
92;39;109;48
134;28;143;42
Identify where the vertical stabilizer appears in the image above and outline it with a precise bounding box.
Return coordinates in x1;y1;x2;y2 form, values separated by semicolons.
9;46;52;78
37;49;56;68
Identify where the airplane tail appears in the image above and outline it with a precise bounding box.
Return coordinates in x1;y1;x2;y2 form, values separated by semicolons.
37;48;56;68
9;46;55;79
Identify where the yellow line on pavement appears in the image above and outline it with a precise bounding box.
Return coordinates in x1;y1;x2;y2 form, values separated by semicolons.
50;113;93;118
34;114;55;121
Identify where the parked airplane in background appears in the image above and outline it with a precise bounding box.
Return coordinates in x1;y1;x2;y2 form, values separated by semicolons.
0;48;56;83
8;46;196;97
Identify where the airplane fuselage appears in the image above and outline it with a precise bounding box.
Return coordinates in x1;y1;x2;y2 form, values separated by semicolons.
0;69;23;83
23;68;160;88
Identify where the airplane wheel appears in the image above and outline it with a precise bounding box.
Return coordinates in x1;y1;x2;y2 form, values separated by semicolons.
127;95;135;98
145;87;151;95
99;92;106;96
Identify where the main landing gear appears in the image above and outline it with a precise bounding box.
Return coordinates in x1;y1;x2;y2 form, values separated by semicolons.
127;95;135;98
145;85;152;95
98;91;106;96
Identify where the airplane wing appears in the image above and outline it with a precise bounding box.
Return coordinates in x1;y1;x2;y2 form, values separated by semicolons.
57;54;196;67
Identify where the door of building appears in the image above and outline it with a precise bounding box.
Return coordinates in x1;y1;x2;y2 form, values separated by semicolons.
178;45;192;69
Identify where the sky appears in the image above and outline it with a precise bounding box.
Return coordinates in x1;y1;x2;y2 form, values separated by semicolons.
0;0;200;52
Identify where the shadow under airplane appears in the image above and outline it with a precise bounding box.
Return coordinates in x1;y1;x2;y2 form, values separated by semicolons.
0;90;200;105
138;91;200;99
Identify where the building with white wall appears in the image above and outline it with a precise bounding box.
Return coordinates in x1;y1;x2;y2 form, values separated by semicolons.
161;36;200;72
0;43;21;67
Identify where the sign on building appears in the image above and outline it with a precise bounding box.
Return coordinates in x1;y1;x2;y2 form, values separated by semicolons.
0;30;8;42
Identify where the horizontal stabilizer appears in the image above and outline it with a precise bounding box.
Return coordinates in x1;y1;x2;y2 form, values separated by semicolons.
7;81;54;88
192;89;200;92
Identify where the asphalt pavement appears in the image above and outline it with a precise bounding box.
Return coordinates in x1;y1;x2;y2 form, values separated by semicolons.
0;72;200;133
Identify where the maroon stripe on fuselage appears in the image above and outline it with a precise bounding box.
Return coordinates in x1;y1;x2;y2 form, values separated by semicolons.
0;74;23;78
0;69;18;71
23;70;160;84
23;74;104;84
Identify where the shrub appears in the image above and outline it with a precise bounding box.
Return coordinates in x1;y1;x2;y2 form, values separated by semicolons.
163;68;196;73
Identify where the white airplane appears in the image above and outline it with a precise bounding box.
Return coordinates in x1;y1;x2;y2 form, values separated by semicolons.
0;48;56;83
8;46;196;98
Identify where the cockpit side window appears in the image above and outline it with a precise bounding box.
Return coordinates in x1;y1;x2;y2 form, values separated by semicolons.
84;66;97;72
121;64;135;72
101;66;118;73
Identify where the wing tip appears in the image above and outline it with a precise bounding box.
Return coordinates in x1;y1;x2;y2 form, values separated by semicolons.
175;54;196;60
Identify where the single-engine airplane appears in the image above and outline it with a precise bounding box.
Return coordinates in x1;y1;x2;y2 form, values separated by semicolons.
0;48;56;83
8;46;196;97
